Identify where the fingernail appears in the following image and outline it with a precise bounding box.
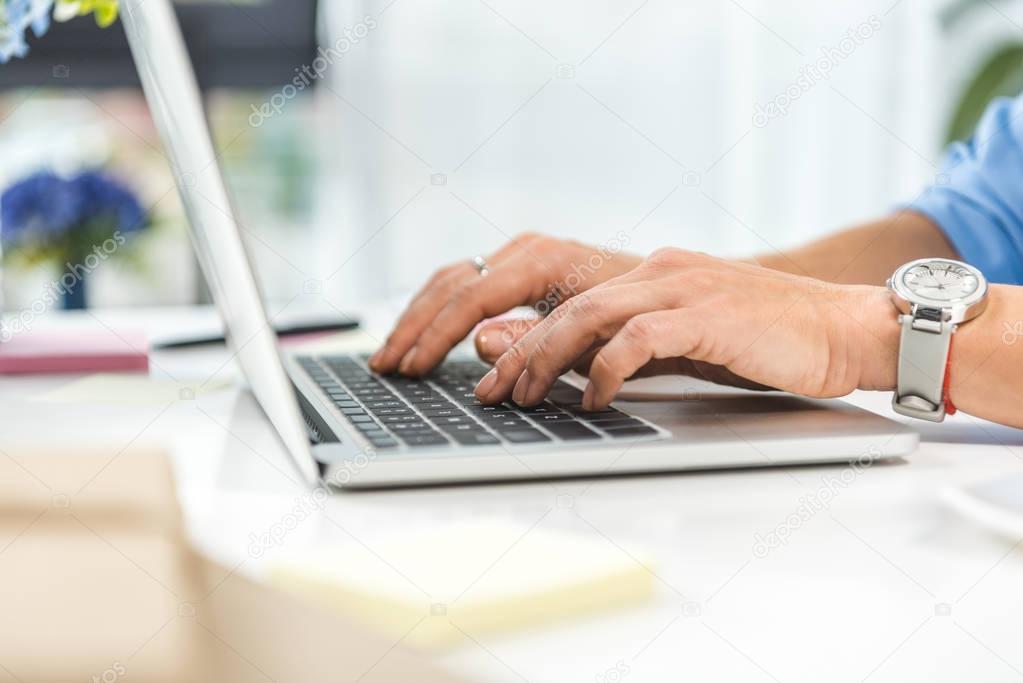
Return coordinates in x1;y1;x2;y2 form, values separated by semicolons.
476;331;511;360
398;348;418;375
582;382;595;411
512;370;531;405
475;368;499;398
368;350;382;369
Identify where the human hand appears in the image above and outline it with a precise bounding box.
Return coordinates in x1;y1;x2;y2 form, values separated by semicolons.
472;248;900;409
368;232;641;376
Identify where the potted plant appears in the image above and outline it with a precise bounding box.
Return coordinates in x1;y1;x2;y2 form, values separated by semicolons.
941;0;1023;142
1;169;150;309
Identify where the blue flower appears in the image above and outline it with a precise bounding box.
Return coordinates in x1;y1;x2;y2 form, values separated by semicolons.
72;170;147;234
1;169;148;250
1;171;83;244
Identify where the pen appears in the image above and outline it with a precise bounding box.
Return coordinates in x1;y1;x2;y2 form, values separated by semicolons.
154;319;360;349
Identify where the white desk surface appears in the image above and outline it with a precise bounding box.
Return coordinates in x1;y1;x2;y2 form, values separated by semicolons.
7;306;1023;683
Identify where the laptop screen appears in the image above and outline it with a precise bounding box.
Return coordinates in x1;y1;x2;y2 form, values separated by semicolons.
121;0;321;485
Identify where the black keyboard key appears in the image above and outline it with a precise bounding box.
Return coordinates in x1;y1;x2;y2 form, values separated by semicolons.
438;423;486;434
340;407;366;416
372;407;413;417
478;411;517;421
388;422;430;431
407;394;453;405
589;417;644;429
364;400;405;410
575;411;630;422
369;437;399;449
412;401;455;411
546;385;584;404
401;385;440;394
399;434;449;447
349;381;385;390
465;404;513;414
545;422;601;441
349;414;374;423
335;400;361;410
502;429;551;444
381;415;424;424
566;405;621;416
526;412;578;423
389;378;426;387
491;418;529;430
432;415;473;425
334;370;368;380
420;408;464;418
514;403;564;415
355;422;384;433
453;432;500;446
604;425;658;438
351;389;392;399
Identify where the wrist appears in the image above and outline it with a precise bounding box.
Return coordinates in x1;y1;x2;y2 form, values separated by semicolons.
839;285;900;392
946;284;1010;419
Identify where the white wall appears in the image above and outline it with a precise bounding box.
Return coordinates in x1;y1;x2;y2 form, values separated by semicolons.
4;0;1001;312
311;0;959;309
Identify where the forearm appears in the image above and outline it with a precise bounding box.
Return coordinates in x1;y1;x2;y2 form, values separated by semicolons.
854;284;1023;429
946;286;1023;428
756;211;960;286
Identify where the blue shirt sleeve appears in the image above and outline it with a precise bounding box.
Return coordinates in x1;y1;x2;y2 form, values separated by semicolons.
906;95;1023;285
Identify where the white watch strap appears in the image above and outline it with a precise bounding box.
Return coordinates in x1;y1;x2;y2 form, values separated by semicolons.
892;313;953;422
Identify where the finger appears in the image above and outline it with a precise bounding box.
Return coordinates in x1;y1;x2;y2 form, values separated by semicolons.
583;310;705;410
572;357;683;378
474;318;542;364
516;284;672;405
476;283;668;405
370;234;550;373
400;251;562;375
570;346;602;375
368;264;474;372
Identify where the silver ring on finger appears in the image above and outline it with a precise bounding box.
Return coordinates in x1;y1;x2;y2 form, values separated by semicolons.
471;255;490;277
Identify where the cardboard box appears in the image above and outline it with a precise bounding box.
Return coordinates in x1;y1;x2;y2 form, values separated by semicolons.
0;449;462;683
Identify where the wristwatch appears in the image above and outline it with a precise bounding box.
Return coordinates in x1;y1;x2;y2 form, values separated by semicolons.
887;258;988;422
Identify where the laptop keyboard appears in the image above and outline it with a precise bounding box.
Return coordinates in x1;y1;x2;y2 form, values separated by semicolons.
295;354;661;451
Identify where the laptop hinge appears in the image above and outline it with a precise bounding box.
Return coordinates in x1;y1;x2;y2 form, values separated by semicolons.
293;383;340;444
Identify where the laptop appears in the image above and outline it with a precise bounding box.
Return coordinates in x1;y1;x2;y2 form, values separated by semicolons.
121;0;917;489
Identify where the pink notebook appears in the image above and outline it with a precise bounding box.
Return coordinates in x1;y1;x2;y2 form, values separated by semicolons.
0;330;149;375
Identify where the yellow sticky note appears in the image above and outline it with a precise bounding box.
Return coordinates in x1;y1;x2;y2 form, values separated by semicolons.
270;520;656;649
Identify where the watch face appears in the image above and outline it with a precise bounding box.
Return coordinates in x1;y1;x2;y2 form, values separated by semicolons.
901;261;980;302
